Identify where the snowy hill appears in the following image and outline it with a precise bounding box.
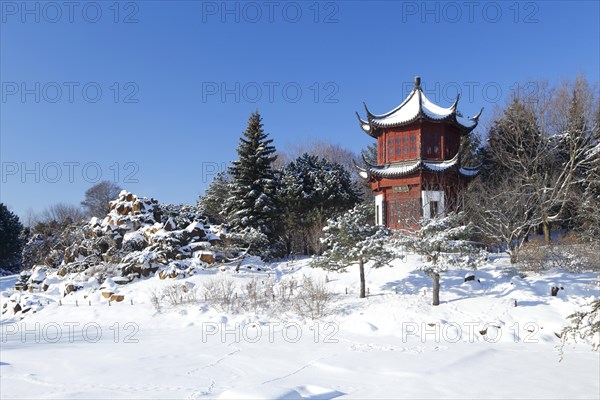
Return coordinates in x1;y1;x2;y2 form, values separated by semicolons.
1;251;599;399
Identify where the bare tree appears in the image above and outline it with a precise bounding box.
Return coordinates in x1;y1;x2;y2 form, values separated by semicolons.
275;138;359;173
548;77;600;243
39;203;86;225
81;181;122;218
23;207;39;228
482;78;599;243
532;77;599;242
465;177;538;263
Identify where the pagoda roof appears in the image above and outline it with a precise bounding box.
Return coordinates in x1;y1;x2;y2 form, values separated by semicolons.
355;152;480;180
357;76;483;137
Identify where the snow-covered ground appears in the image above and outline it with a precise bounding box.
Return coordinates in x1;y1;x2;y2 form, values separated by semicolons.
1;255;599;399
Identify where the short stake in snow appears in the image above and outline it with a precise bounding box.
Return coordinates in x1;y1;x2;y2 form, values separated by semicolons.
312;203;396;299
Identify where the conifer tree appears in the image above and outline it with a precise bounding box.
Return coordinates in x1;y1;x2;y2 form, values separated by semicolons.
278;153;361;254
224;112;279;242
313;203;394;298
399;212;486;306
199;171;230;225
0;203;24;272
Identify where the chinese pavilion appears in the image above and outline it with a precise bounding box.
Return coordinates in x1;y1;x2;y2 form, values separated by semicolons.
355;76;482;230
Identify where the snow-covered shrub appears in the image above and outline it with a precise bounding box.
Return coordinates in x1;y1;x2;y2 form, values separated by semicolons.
203;276;236;312
84;262;120;283
292;276;333;320
157;203;208;229
163;283;197;306
520;242;600;273
148;288;162;312
225;227;271;259
147;283;197;311
558;299;600;360
122;231;148;252
240;277;275;314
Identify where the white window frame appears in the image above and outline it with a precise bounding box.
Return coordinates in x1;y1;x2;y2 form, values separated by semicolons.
375;194;384;226
421;190;445;220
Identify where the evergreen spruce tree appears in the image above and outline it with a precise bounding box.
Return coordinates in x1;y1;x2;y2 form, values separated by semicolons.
224;112;279;244
360;143;378;164
199;171;230;225
482;98;544;181
278;153;361;254
459;132;483;167
0;203;24;272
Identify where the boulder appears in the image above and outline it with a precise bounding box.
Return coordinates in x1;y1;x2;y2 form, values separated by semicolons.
198;251;215;264
64;284;81;295
112;276;131;285
185;222;206;240
163;218;177;231
109;294;125;302
132;200;144;213
29;266;47;284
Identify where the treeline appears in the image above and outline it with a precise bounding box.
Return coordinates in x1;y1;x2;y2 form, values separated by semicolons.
1;76;598;272
0;181;122;273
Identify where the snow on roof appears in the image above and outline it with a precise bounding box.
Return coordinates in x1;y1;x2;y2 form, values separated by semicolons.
456;114;477;129
423;153;459;171
357;77;481;135
366;160;423;178
458;167;480;177
358;152;480;179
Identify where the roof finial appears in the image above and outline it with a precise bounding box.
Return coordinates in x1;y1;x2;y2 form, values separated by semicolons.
414;76;421;88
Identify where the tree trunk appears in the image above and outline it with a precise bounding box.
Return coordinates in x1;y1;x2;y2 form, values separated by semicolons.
359;258;366;299
508;241;518;264
432;272;440;306
543;220;551;243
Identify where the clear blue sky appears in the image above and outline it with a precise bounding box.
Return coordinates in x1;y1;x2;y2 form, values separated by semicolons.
1;0;599;221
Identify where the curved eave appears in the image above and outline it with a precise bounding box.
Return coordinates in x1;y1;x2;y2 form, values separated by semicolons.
367;152;478;179
369;164;480;179
458;165;482;177
422;152;460;171
353;159;372;181
366;161;423;178
356;112;377;138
